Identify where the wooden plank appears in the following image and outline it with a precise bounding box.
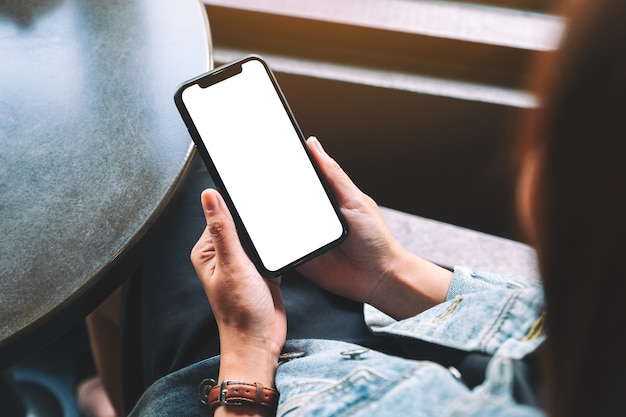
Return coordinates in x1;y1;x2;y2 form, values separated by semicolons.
204;0;563;51
204;1;564;90
214;47;536;108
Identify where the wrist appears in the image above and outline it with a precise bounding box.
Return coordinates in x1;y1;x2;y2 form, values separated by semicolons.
368;245;453;320
219;340;280;389
205;380;279;417
214;345;279;417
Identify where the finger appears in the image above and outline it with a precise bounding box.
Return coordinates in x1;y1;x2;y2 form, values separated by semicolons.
200;188;248;265
307;136;364;208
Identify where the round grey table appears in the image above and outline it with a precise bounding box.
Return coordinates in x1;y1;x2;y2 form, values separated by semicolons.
0;0;212;369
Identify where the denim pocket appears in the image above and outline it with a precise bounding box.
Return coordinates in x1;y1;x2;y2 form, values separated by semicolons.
434;297;463;323
278;367;389;416
278;358;472;417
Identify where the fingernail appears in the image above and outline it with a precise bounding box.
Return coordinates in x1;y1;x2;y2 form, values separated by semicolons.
202;189;220;212
309;136;326;155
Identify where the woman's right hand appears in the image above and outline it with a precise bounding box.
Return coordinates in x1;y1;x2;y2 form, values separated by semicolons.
191;189;286;399
298;137;452;320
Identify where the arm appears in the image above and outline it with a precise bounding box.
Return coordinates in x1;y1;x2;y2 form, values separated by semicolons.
191;189;286;417
297;138;453;320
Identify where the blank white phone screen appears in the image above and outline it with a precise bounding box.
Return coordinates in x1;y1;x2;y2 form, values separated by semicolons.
182;59;344;273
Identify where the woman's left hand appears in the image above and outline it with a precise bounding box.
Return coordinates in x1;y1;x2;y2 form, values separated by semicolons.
191;189;286;392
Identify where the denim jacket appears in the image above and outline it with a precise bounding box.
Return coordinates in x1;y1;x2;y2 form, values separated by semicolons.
129;267;545;416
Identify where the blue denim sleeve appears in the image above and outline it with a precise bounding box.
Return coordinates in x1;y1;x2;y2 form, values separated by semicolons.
446;266;542;301
365;266;545;359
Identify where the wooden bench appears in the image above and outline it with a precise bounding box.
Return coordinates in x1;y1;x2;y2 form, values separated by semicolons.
202;0;564;242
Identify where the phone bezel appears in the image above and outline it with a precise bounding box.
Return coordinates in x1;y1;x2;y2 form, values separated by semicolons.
174;55;347;277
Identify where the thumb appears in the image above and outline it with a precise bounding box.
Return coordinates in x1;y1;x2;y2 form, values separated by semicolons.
201;188;246;264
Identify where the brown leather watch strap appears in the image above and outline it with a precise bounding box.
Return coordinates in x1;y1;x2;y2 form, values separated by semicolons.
207;380;279;411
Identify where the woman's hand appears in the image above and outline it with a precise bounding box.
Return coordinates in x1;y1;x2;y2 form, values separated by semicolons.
191;189;286;395
298;137;453;320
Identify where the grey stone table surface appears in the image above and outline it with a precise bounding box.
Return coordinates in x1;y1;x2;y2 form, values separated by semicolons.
0;0;211;368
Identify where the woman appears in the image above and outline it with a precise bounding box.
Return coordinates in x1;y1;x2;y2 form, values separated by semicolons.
516;0;626;415
83;0;626;416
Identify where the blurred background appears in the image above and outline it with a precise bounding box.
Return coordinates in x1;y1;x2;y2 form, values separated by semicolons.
204;0;564;241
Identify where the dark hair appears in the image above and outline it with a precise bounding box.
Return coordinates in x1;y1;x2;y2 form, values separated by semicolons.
521;1;626;416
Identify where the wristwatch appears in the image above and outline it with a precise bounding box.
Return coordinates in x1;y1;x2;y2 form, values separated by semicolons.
199;379;279;411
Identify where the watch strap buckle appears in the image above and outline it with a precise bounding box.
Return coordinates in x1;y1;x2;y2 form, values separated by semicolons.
219;380;244;406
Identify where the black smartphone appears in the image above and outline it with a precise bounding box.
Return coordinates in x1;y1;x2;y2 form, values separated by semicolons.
174;55;347;277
